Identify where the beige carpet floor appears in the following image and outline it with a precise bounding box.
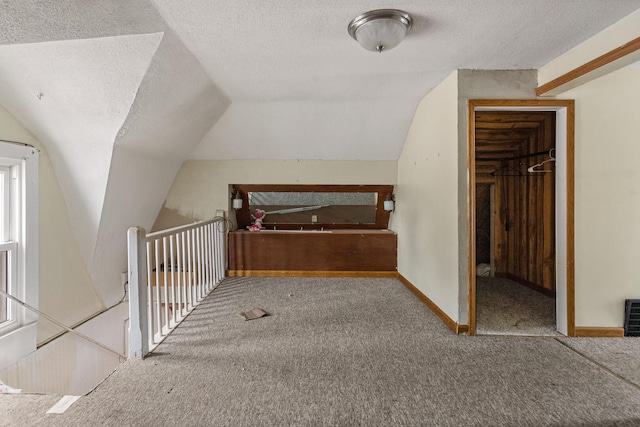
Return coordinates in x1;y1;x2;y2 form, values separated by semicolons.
476;276;560;336
1;277;639;426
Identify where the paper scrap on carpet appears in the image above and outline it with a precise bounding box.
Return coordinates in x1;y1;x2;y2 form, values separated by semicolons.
240;308;268;321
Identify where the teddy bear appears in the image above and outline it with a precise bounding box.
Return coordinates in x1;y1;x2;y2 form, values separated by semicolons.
247;209;266;231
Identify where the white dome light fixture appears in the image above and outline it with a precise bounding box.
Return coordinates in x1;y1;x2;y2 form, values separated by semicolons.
348;9;413;53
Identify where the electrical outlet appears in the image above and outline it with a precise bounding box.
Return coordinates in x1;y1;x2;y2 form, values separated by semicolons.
311;215;318;223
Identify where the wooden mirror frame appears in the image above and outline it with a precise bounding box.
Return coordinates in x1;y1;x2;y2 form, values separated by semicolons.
232;184;394;230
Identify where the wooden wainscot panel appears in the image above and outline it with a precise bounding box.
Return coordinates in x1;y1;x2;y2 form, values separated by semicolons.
228;230;397;272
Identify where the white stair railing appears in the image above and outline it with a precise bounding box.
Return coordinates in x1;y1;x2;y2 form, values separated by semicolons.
127;216;227;359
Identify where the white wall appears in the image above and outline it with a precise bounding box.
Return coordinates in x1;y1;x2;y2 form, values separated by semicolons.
156;159;397;227
0;33;164;283
395;71;460;321
0;302;127;395
0;105;129;395
90;31;229;307
0;30;230;310
0;104;104;344
557;66;640;327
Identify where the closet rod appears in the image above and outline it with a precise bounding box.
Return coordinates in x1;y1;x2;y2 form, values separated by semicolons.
477;149;550;162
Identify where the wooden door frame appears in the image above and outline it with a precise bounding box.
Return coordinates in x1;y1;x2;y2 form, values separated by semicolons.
467;99;575;336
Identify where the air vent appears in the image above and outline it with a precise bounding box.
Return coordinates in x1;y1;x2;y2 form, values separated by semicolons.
624;299;640;337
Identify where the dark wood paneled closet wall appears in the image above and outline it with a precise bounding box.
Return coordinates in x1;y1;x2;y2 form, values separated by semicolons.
475;111;556;295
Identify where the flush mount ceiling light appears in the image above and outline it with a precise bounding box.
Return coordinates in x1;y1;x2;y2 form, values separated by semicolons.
348;9;413;53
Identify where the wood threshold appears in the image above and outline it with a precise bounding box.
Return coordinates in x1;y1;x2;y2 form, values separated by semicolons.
227;270;398;278
574;327;625;338
536;36;640;96
396;273;468;335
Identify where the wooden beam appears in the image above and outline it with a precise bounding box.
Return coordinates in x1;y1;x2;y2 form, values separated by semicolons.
475;122;546;131
536;36;640;96
476;138;527;145
476;142;528;149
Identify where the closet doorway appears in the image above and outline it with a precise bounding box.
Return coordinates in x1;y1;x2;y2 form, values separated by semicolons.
468;100;575;337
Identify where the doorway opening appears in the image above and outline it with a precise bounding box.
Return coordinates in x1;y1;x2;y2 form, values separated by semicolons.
475;111;558;335
467;100;575;337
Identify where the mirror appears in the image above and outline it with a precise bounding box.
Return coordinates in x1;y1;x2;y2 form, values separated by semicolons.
248;191;378;225
232;184;393;230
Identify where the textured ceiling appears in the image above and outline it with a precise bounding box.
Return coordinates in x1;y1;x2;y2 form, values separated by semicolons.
153;1;638;102
1;1;639;161
151;0;640;160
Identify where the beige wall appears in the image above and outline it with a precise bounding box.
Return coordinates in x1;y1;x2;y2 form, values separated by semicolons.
557;66;640;327
156;159;398;229
538;9;640;327
456;70;538;323
0;104;104;343
395;71;460;321
395;69;538;324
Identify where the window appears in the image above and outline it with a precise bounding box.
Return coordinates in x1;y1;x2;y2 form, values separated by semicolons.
0;141;38;370
0;166;15;326
0;251;9;325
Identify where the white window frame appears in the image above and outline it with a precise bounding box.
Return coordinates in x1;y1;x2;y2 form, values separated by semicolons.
0;168;13;326
0;141;38;370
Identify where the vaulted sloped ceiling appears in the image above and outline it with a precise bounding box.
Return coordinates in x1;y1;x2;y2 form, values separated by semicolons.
93;31;229;302
0;33;164;270
0;0;230;305
189;100;419;160
154;0;640;160
0;1;639;304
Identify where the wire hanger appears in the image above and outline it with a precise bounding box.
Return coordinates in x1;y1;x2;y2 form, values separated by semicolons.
527;148;556;173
